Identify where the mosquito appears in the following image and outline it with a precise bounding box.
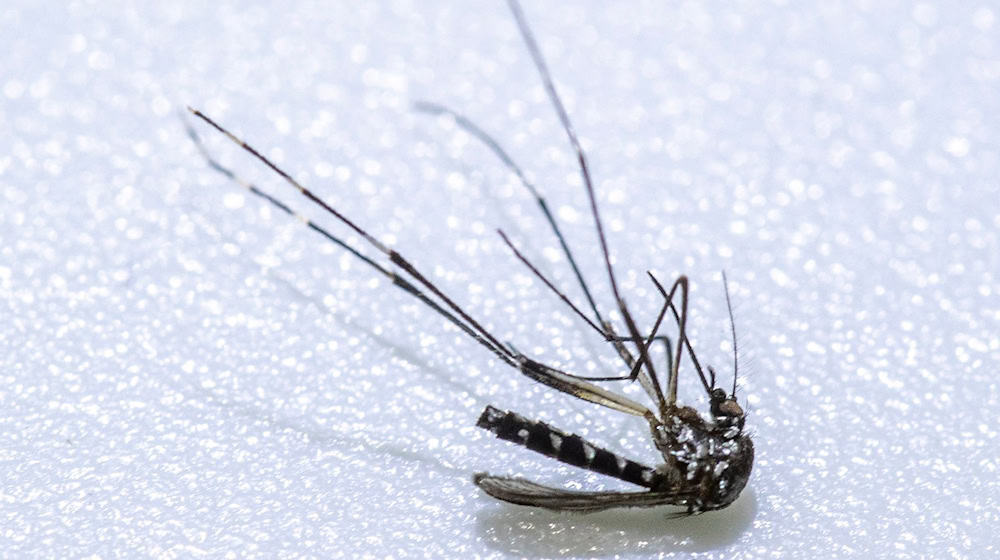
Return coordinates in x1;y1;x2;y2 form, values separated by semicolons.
184;0;753;514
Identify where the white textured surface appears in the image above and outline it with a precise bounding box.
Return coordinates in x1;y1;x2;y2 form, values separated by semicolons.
2;1;999;557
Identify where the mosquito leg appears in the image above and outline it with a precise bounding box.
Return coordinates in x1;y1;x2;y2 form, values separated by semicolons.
665;298;714;395
497;226;668;388
186;108;659;408
611;271;714;396
496;229;607;338
187;108;677;417
498;342;661;419
584;277;684;391
661;335;674;393
515;355;657;419
643;273;689;407
575;273;690;413
617;295;668;412
416;101;641;373
498;227;672;410
604;335;674;380
184;109;518;368
414;100;607;330
547;275;690;415
506;0;640;353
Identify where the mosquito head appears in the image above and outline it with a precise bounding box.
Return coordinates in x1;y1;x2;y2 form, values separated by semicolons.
709;382;744;427
710;271;744;426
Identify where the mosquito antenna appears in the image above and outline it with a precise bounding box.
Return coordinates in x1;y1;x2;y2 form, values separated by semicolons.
187;107;516;367
506;0;636;337
414;100;608;333
722;270;738;397
496;229;607;338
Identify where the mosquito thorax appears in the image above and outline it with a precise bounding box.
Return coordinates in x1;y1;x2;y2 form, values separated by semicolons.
648;405;705;458
643;398;752;511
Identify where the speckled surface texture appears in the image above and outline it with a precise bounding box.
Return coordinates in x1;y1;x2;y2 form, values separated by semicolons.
2;1;998;557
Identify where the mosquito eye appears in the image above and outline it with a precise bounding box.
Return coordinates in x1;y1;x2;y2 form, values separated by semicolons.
718;399;744;418
711;388;727;401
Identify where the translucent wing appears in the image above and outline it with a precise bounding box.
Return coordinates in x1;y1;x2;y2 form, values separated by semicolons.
473;473;694;513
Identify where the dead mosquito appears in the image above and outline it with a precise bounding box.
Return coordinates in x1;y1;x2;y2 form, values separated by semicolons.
184;0;752;514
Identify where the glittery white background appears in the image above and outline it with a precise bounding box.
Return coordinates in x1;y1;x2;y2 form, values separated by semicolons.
2;1;998;558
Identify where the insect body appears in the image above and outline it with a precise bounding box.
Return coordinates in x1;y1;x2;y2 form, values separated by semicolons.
472;287;753;514
475;401;753;513
186;0;752;514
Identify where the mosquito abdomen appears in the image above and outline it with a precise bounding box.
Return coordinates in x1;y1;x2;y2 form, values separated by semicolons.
476;405;662;489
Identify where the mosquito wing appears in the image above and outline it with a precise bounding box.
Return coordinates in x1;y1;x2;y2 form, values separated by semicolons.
473;473;693;513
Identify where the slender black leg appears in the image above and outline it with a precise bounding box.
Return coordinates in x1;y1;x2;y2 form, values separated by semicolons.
417;102;672;393
184;109;517;368
414;100;607;331
506;0;641;353
185;108;664;418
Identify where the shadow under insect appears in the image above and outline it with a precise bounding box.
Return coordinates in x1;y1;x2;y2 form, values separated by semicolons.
476;487;757;557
